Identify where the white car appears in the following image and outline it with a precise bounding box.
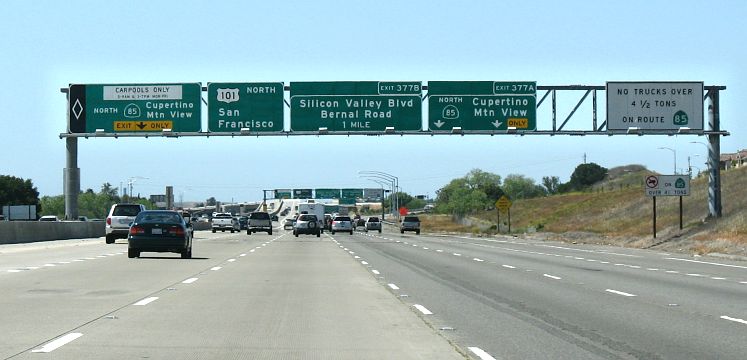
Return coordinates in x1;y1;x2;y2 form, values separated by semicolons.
106;203;146;244
330;216;353;235
38;215;60;221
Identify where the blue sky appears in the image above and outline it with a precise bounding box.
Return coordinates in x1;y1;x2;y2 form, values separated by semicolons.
1;0;744;203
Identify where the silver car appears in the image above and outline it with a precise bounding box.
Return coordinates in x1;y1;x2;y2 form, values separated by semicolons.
365;216;382;233
293;214;321;237
331;216;353;235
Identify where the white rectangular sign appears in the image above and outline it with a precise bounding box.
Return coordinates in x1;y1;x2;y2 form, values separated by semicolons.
607;82;703;131
103;85;183;101
644;175;690;197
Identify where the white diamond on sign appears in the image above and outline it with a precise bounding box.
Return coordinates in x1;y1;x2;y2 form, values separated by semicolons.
216;88;240;103
72;99;83;120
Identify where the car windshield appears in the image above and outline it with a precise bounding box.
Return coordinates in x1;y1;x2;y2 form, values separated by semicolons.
404;216;420;222
368;217;379;222
250;212;270;219
135;212;183;224
112;205;142;216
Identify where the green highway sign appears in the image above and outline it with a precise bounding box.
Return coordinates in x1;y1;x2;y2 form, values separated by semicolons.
293;189;313;199
315;188;341;199
341;188;364;199
68;83;202;133
207;82;284;133
274;189;292;199
290;81;422;132
427;81;536;132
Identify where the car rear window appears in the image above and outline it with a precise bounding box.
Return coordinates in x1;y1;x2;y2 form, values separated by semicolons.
249;212;270;220
113;205;142;216
299;215;317;221
368;217;379;222
136;212;182;224
334;216;351;221
404;216;420;222
214;213;232;218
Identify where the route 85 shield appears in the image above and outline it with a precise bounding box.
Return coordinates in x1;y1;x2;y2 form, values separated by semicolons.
216;88;240;103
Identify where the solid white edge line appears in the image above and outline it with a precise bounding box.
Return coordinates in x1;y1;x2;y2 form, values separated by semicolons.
387;283;400;290
31;333;83;353
720;315;747;325
413;304;433;315
182;278;198;284
543;274;562;280
605;289;636;297
133;297;159;306
666;257;747;269
468;347;497;360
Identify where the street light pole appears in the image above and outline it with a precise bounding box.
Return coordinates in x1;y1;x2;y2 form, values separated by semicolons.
658;147;677;174
359;171;399;220
360;174;395;217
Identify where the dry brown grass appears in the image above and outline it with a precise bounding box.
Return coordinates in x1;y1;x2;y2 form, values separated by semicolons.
427;166;747;255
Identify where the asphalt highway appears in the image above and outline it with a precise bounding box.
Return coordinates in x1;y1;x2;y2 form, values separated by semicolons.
2;225;746;359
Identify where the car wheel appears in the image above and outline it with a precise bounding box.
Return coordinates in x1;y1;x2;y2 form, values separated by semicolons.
416;230;420;235
247;230;251;235
105;235;115;244
268;230;272;235
230;229;234;233
316;231;321;237
349;230;353;235
378;229;382;233
212;229;216;233
128;249;139;258
365;228;368;233
331;230;335;235
295;233;299;237
181;248;192;259
401;230;404;234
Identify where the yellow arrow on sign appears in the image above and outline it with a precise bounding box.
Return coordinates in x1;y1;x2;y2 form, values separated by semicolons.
114;121;174;131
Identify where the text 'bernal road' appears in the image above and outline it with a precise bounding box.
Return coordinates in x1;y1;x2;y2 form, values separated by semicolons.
428;81;537;132
68;83;202;133
606;81;704;131
290;81;422;132
207;82;284;133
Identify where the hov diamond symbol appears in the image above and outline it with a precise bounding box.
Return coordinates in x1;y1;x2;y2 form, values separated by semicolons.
72;99;83;120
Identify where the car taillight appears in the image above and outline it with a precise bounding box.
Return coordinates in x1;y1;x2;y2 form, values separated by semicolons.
170;226;185;236
129;225;145;235
106;217;111;225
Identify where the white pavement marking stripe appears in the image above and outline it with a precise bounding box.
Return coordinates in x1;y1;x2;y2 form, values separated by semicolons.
468;347;497;360
388;283;400;290
413;304;433;315
211;266;222;271
473;258;484;262
361;261;368;265
8;269;22;273
666;257;747;269
502;265;516;269
543;274;562;280
372;270;380;275
31;333;83;353
182;278;198;284
227;259;236;262
720;315;747;325
134;297;159;306
453;253;461;256
605;289;636;297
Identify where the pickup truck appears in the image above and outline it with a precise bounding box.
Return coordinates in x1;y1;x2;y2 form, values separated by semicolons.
247;211;272;235
212;213;238;233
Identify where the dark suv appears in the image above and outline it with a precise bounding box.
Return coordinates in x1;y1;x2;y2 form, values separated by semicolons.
400;216;421;235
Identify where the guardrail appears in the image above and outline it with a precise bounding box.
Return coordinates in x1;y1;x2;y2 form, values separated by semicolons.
0;221;105;245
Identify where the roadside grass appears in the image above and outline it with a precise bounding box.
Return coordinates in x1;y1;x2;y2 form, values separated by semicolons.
423;166;747;254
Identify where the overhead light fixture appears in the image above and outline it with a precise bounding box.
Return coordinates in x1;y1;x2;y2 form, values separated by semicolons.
451;126;463;134
318;127;328;135
95;129;105;136
627;127;641;135
507;126;517;134
240;128;251;135
678;127;691;134
385;126;395;134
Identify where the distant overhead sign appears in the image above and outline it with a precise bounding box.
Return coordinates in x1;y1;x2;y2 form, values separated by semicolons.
606;82;704;131
207;82;284;133
315;188;341;199
290;81;422;132
645;175;690;196
293;189;313;199
363;188;384;201
428;81;537;132
68;83;202;133
274;189;292;199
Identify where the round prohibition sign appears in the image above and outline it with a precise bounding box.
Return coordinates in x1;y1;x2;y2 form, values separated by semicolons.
646;175;659;188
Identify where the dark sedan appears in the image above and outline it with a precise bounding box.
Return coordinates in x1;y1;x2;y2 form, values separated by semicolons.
128;210;193;259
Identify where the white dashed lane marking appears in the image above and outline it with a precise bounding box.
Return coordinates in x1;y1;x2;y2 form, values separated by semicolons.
468;347;497;360
182;278;198;284
133;297;159;306
413;304;433;315
720;315;747;325
31;333;83;353
605;289;636;297
387;283;400;290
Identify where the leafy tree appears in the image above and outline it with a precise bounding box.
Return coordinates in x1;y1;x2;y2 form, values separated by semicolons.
542;176;561;195
0;175;41;216
40;195;64;218
206;197;217;206
566;163;608;191
435;169;500;215
502;174;546;199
